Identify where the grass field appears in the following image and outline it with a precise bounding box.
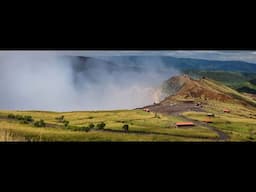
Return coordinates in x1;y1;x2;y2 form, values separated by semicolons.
0;109;219;142
183;100;256;141
1;86;255;142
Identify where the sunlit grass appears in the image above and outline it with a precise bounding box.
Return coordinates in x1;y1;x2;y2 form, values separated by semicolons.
0;109;219;141
183;101;256;141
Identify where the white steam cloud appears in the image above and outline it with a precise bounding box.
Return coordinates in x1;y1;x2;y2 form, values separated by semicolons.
0;52;179;111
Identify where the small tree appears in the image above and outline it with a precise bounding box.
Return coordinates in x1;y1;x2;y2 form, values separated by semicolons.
34;121;40;127
96;122;106;130
76;126;90;132
8;114;15;119
21;120;29;124
83;127;91;132
88;123;95;129
15;115;24;120
24;115;34;122
122;124;129;132
56;115;65;122
64;120;69;127
40;120;46;127
34;120;46;127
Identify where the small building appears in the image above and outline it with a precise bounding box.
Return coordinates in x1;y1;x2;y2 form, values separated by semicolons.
175;122;195;127
223;109;230;113
202;119;213;123
143;108;150;112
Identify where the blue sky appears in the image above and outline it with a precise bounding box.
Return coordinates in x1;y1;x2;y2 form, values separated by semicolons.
1;50;256;63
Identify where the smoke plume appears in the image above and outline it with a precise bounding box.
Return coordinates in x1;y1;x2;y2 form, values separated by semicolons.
0;52;179;111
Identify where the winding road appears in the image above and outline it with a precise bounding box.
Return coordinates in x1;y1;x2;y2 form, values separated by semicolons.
145;103;230;141
180;115;230;141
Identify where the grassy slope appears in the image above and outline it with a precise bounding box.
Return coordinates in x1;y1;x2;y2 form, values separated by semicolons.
183;100;256;141
183;71;256;94
175;78;256;141
0;110;218;141
202;78;256;107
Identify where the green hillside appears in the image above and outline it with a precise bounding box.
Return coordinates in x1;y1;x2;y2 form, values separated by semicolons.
183;70;256;94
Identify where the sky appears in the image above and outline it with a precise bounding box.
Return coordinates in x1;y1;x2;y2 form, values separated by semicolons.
1;50;256;63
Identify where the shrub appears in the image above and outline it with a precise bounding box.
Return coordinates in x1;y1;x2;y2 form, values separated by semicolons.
34;120;46;127
21;120;29;124
56;115;65;122
24;115;34;122
88;116;94;119
34;121;40;127
72;126;90;132
66;125;76;130
68;125;90;132
8;114;15;119
75;124;95;132
81;127;91;132
122;124;129;132
64;120;69;127
40;120;46;127
15;115;24;120
88;123;95;129
96;122;106;130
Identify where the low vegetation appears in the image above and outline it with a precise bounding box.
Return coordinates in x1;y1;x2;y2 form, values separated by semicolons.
8;114;15;119
183;70;256;94
34;120;46;127
183;100;256;141
96;122;106;130
8;114;34;124
0;109;219;141
122;124;129;132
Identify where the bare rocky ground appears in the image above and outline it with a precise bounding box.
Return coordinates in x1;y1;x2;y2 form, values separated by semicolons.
143;102;205;116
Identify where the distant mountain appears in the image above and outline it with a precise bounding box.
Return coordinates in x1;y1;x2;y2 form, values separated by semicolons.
95;55;256;72
161;56;256;72
69;55;256;73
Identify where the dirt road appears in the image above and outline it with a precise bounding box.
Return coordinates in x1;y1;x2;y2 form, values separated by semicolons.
143;103;205;115
142;103;230;141
180;115;230;141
